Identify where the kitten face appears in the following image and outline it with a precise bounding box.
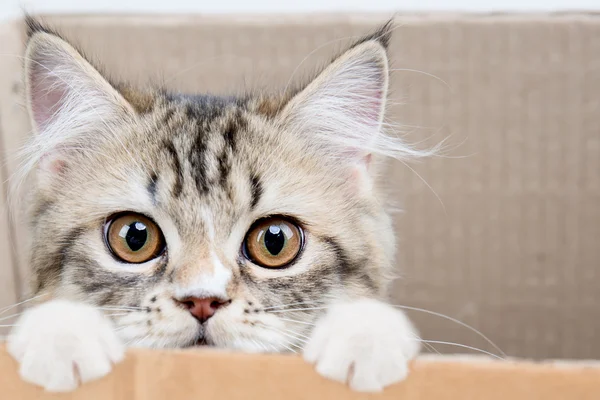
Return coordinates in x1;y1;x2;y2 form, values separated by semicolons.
19;20;407;352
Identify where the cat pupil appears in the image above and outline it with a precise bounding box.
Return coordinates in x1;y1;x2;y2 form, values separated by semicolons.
126;222;147;251
264;225;285;255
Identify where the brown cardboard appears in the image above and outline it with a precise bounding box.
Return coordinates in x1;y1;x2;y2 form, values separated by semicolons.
0;13;599;361
1;346;599;400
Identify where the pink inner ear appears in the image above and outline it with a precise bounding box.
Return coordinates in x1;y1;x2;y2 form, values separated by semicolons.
340;75;384;129
29;67;68;132
358;86;384;127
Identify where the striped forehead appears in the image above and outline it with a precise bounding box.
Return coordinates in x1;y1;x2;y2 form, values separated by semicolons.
145;100;262;211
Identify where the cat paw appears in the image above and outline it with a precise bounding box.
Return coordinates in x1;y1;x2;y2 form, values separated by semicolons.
7;299;124;392
303;298;420;392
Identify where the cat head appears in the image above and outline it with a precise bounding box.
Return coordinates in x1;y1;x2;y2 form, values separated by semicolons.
17;18;423;350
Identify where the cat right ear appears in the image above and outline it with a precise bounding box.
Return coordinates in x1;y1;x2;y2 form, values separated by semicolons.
24;23;133;135
272;20;436;183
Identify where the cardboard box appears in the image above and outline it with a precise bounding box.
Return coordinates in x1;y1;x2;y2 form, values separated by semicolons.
0;12;599;399
1;345;599;399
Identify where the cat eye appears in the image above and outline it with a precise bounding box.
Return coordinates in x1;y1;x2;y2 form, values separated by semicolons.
105;213;165;264
243;217;304;268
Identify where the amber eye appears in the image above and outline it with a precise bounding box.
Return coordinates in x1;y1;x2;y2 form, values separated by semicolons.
105;213;165;264
243;217;304;268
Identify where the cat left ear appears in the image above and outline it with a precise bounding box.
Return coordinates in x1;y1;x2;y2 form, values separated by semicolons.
24;21;133;135
278;22;392;168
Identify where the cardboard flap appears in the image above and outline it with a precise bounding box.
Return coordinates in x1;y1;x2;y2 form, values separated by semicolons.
1;346;599;399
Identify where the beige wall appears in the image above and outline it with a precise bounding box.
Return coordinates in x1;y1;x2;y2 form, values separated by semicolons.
0;20;22;320
0;137;18;314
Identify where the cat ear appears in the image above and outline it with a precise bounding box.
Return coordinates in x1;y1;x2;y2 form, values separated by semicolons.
25;28;133;134
278;22;393;168
21;22;134;185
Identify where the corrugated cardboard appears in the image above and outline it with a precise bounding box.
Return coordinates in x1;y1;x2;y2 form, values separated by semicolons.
0;13;599;366
1;346;599;399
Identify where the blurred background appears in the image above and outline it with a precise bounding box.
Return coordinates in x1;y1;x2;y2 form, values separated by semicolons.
0;1;599;362
2;0;600;18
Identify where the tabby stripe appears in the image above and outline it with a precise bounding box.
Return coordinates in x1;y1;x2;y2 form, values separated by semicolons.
31;199;55;223
223;117;239;152
163;108;175;124
190;129;209;195
164;140;184;198
147;172;159;205
35;226;84;293
249;173;263;210
321;235;376;290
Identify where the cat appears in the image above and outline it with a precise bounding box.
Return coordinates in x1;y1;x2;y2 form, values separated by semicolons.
7;17;424;393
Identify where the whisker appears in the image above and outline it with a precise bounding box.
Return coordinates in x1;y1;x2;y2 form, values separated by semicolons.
418;340;441;355
125;335;140;346
288;341;304;350
252;338;266;352
277;340;297;354
106;305;145;309
405;331;440;355
284;328;311;341
262;301;317;311
265;325;308;345
415;339;505;361
136;334;152;347
266;307;326;313
128;333;151;347
398;159;446;214
0;294;48;316
268;303;504;358
255;338;279;353
392;305;506;358
97;309;141;313
0;313;22;322
251;339;269;353
388;68;452;90
278;317;316;326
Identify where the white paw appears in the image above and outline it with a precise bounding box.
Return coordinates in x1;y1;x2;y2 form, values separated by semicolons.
303;298;420;392
7;299;125;392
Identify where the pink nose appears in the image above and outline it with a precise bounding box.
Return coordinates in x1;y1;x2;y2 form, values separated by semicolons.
176;297;229;322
